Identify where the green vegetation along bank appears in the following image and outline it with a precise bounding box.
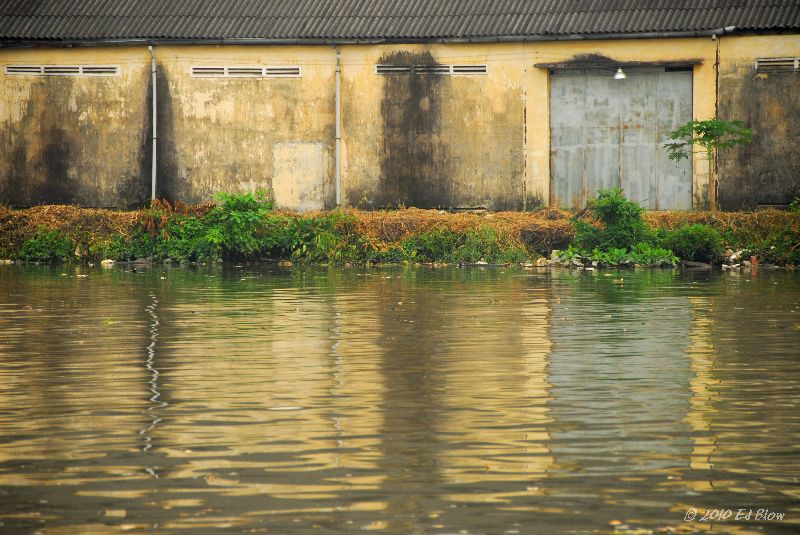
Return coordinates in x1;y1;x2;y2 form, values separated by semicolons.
1;191;798;268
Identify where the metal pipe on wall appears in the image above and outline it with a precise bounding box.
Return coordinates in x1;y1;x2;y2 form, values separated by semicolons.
148;45;157;201
335;46;342;206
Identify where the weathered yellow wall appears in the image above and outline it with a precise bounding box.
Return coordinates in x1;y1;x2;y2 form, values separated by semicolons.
340;43;527;210
0;47;151;207
154;45;336;209
717;34;800;209
524;38;718;209
2;35;796;210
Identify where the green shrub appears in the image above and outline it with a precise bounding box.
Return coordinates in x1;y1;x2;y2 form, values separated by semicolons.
564;189;678;267
400;226;529;264
661;224;724;263
573;188;654;250
561;242;677;267
744;229;800;265
789;197;800;213
18;227;74;262
626;242;679;266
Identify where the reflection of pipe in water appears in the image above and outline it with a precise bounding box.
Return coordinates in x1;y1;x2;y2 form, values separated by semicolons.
686;296;719;489
140;292;166;477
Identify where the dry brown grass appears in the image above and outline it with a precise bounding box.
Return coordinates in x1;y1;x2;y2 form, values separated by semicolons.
0;204;147;254
645;209;800;240
2;203;797;259
345;207;575;251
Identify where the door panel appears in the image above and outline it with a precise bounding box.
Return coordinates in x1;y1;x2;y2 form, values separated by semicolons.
654;71;693;210
550;74;587;210
550;69;692;210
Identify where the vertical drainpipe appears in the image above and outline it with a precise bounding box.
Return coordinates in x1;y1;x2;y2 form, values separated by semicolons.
335;46;342;206
149;45;158;201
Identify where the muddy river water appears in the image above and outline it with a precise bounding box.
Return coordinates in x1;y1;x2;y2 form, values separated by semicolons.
1;264;799;534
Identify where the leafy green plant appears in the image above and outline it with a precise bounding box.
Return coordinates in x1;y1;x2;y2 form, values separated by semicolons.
573;188;654;250
90;231;156;261
661;224;724;263
401;227;529;264
627;242;678;267
665;118;752;211
789;197;800;213
18;227;74;262
743;229;800;265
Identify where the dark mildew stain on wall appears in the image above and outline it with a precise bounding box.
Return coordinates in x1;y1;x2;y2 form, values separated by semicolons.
155;64;180;201
118;70;154;208
372;50;453;209
4;77;81;205
2;68;153;207
719;65;800;209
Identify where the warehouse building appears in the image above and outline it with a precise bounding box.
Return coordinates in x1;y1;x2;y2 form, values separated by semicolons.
1;1;799;211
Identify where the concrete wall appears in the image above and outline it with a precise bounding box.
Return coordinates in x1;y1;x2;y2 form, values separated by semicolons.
718;35;800;209
341;43;526;210
0;35;797;210
154;45;336;208
0;47;151;207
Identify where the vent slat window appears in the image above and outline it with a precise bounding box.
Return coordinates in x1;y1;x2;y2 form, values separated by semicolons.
756;58;800;72
376;64;487;76
265;66;301;77
81;66;120;76
452;64;488;75
191;66;301;78
227;67;263;77
43;66;80;75
414;64;451;74
375;65;412;74
192;67;226;77
5;65;119;76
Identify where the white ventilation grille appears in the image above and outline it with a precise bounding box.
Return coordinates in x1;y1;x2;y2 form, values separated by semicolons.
756;58;799;72
375;64;488;75
4;65;120;76
452;64;489;74
375;64;412;74
191;65;302;78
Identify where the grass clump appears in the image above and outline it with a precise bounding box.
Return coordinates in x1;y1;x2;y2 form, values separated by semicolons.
399;226;529;264
660;224;724;263
18;227;74;262
572;187;654;251
563;188;677;267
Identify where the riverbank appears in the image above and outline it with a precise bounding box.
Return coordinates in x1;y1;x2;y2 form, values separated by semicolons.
1;198;798;267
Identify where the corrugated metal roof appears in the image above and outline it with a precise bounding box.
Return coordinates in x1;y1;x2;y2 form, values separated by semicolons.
1;0;798;42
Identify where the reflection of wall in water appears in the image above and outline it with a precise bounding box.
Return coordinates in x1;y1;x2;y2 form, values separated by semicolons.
436;285;554;494
154;285;344;484
0;270;154;522
546;275;694;475
687;278;800;486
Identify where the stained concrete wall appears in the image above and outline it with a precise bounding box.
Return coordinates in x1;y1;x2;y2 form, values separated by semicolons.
718;35;800;209
341;44;526;210
0;47;151;207
153;45;336;208
0;36;797;210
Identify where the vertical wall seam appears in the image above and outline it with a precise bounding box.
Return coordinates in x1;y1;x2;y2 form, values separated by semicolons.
522;45;527;211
